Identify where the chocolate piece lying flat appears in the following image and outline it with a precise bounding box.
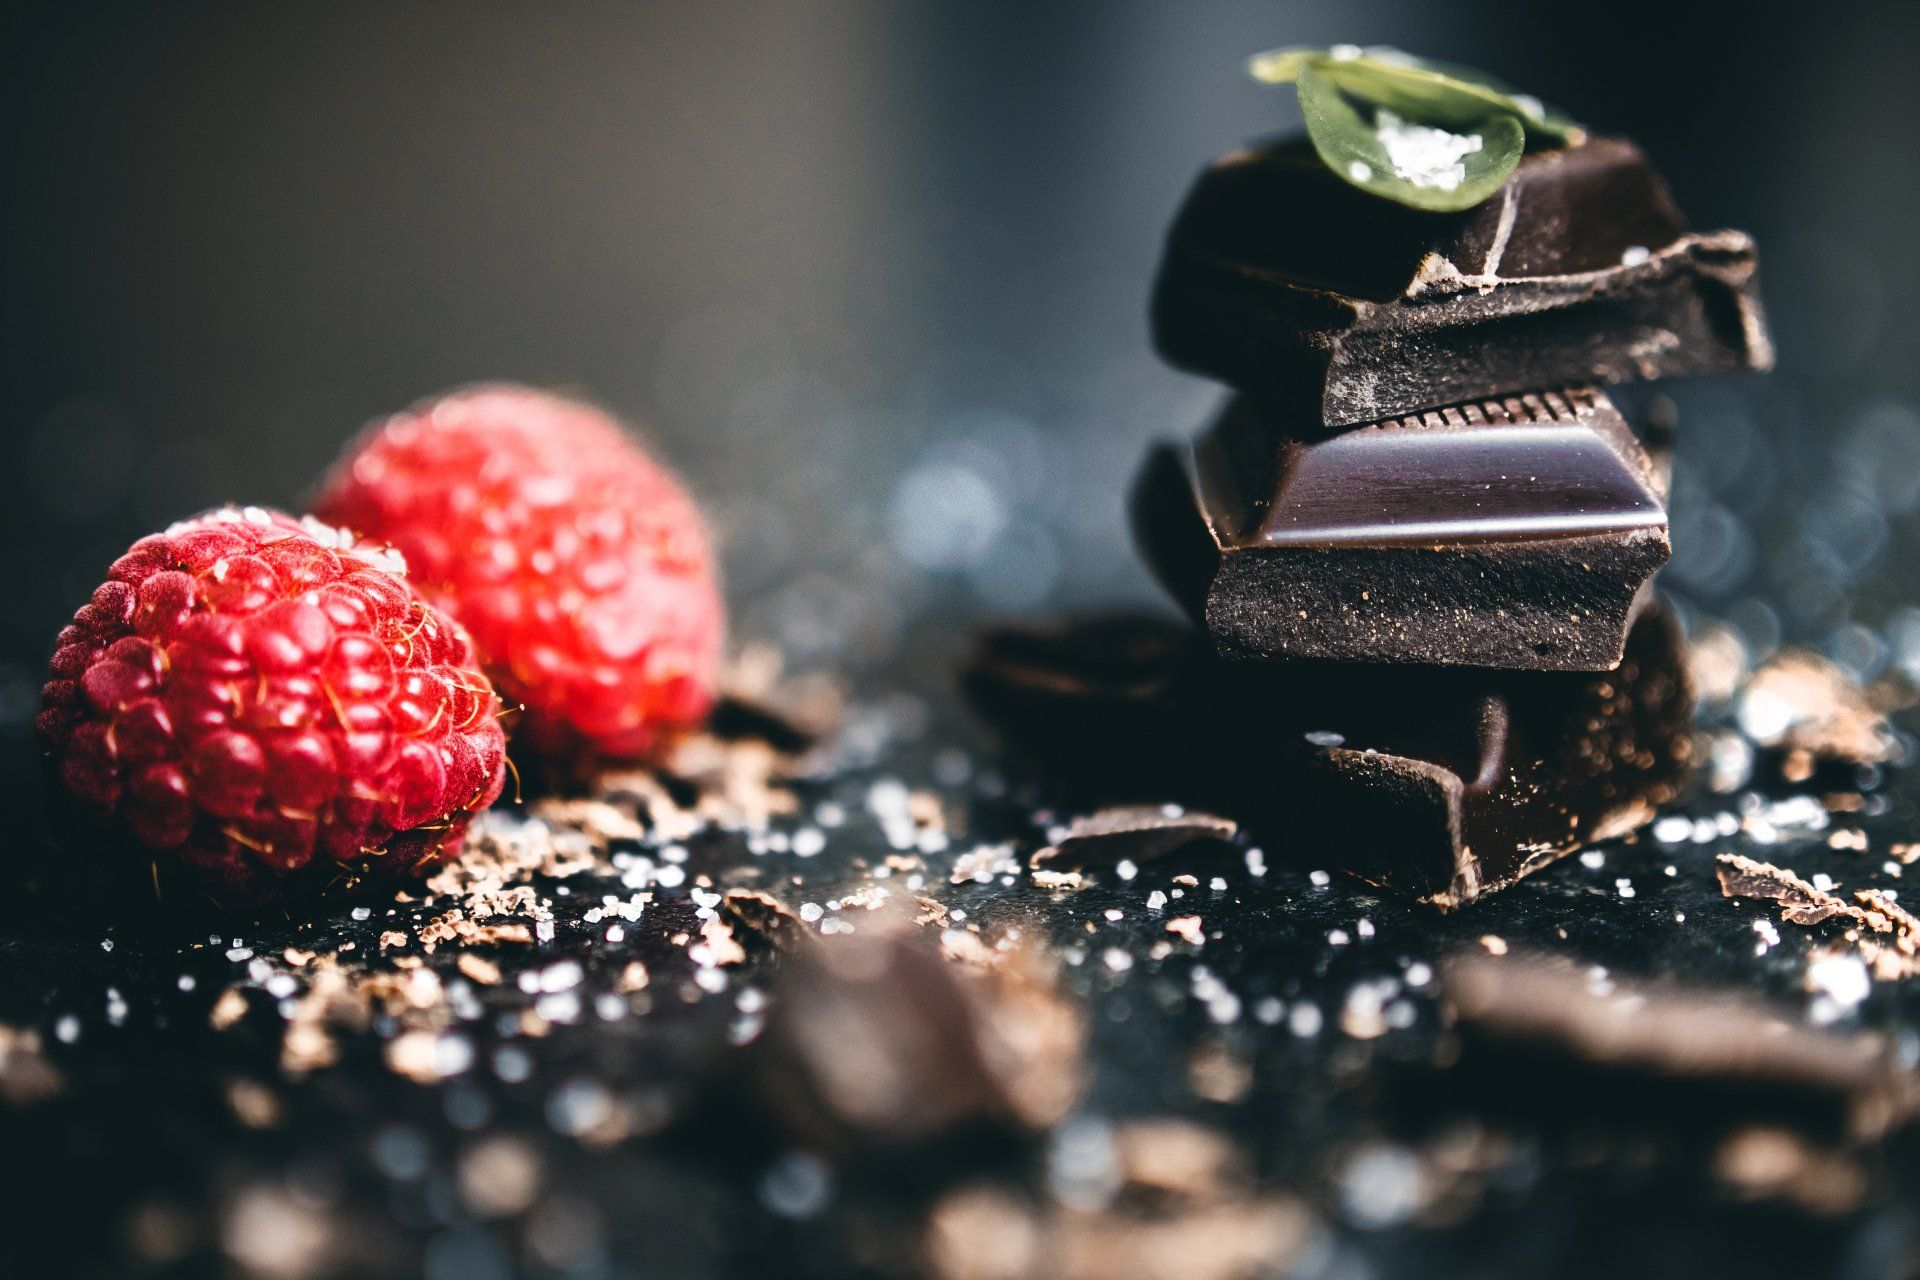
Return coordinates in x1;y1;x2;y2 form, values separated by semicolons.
1420;952;1920;1144
1033;806;1239;872
962;609;1692;907
1152;136;1772;427
1134;387;1670;671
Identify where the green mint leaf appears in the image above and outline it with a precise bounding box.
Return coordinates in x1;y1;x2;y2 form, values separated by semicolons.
1346;46;1582;142
1247;46;1321;85
1247;46;1583;209
1297;61;1525;212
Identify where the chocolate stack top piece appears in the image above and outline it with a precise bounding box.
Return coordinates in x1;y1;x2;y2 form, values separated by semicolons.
1152;136;1772;427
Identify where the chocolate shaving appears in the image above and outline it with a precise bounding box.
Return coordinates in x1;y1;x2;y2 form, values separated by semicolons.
1034;806;1238;871
1714;854;1882;928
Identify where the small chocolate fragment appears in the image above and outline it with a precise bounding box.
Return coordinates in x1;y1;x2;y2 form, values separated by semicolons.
1715;854;1878;929
1152;135;1772;427
963;608;1692;906
1424;952;1920;1144
739;926;1083;1156
1033;806;1238;871
717;888;808;951
1134;388;1670;671
1736;649;1904;786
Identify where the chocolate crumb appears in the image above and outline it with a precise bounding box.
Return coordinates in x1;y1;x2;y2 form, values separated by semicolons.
718;889;807;951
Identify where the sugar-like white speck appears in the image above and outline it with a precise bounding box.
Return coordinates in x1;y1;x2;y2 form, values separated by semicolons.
1103;948;1133;972
1652;815;1691;844
1289;1003;1323;1037
1620;245;1651;267
1146;891;1168;911
1615;878;1636;899
1328;929;1350;947
1807;952;1871;1015
1310;870;1331;887
1116;860;1138;882
1580;851;1606;870
1374;108;1482;192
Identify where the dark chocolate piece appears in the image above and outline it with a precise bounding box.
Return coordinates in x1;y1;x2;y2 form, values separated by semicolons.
738;927;1083;1155
1133;387;1670;671
1152;136;1772;427
962;608;1692;906
1416;952;1920;1144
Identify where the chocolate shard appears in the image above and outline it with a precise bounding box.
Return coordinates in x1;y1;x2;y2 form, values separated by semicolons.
1032;806;1239;872
962;608;1692;907
1152;136;1772;427
1419;952;1920;1144
1133;387;1670;671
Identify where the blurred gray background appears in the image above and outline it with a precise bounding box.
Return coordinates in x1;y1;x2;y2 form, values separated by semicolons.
6;0;1919;764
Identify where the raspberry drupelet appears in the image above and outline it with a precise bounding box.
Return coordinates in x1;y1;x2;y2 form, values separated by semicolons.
313;385;724;761
37;507;507;907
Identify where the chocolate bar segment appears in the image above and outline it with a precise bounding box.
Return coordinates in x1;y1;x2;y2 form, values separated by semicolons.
1133;387;1670;671
1152;136;1772;427
962;608;1693;907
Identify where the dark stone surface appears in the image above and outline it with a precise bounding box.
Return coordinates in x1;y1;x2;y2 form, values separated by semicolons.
2;656;1917;1280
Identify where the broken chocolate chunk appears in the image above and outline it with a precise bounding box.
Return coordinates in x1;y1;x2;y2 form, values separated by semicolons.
1134;387;1670;671
963;607;1692;906
1152;135;1772;427
1033;806;1239;871
1422;952;1920;1144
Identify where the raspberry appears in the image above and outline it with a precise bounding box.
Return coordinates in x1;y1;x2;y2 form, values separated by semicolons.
313;385;724;759
37;507;507;907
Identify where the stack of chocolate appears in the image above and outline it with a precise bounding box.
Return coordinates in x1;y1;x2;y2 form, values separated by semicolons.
971;132;1774;907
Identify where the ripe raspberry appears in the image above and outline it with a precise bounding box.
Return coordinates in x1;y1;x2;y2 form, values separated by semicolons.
37;507;507;907
313;385;724;760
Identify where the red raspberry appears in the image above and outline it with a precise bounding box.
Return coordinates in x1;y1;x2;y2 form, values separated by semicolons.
37;507;507;907
313;385;724;760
